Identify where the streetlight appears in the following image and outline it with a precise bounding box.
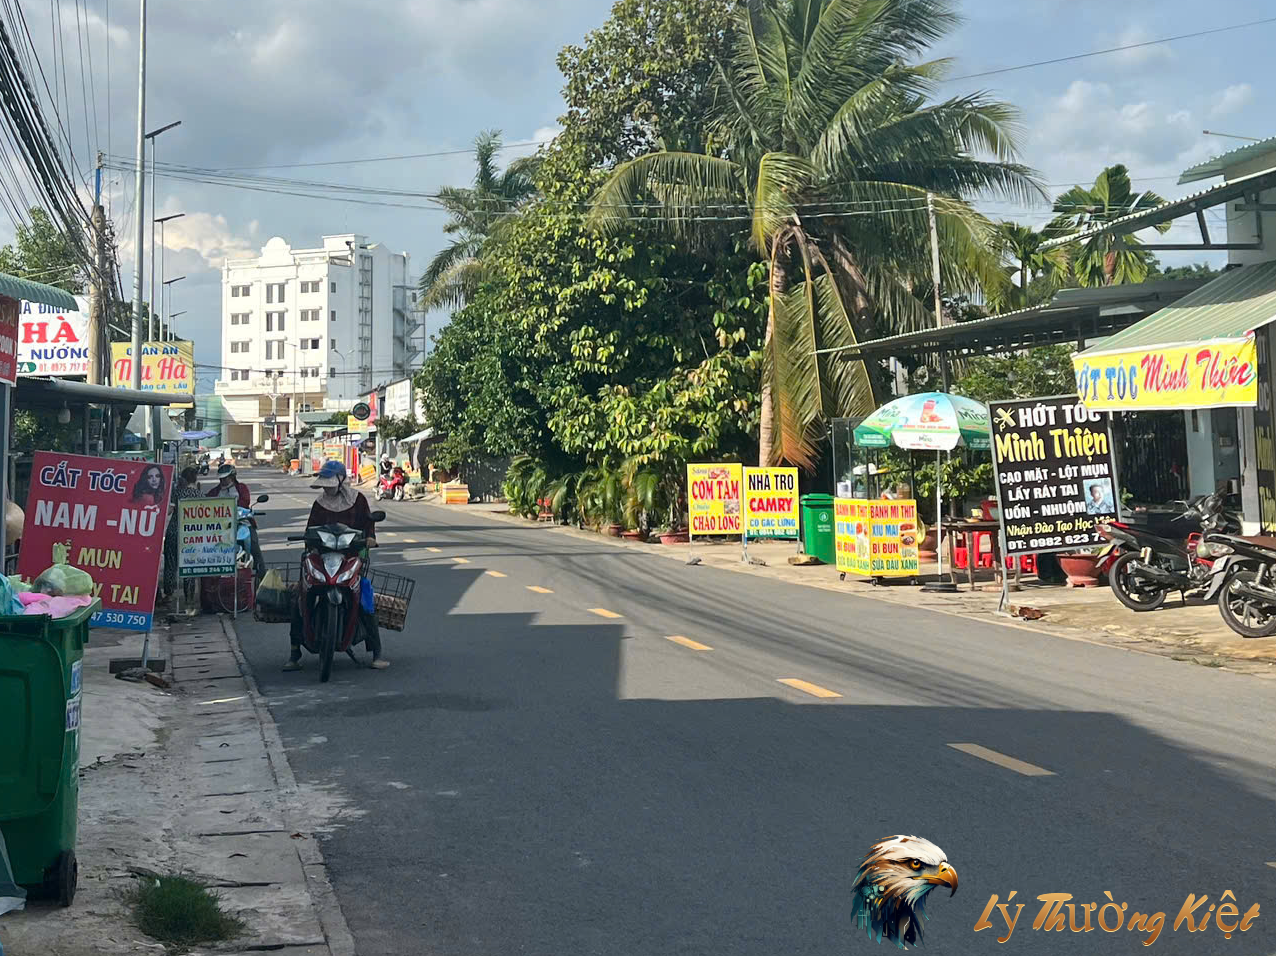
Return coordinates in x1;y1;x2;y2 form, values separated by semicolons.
162;275;185;341
144;120;181;323
168;310;186;341
155;212;184;339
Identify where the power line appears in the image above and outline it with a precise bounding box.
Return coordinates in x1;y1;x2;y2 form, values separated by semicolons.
205;139;552;172
947;16;1276;82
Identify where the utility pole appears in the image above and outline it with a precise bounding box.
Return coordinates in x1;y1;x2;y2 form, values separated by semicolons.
88;153;106;387
926;191;952;392
270;372;279;448
129;0;147;447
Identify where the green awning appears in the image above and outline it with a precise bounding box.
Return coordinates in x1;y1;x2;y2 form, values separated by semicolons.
1078;261;1276;356
0;272;77;310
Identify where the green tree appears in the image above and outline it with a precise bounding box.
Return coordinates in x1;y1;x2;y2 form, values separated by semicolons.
0;207;85;293
417;130;540;312
1048;164;1168;286
589;0;1038;470
1146;259;1220;282
988;221;1071;310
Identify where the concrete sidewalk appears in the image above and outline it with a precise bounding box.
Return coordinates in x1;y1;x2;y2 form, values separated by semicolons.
449;499;1276;679
0;617;353;956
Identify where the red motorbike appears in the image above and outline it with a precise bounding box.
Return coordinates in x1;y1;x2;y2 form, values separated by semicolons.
376;466;408;501
287;510;385;682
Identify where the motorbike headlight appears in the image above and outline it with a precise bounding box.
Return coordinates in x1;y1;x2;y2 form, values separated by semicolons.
336;531;357;549
317;530;338;550
322;553;344;579
335;563;359;584
1201;542;1234;558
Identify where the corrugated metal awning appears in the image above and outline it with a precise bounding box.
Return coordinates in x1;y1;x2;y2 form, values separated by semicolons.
0;272;78;310
1078;262;1276;356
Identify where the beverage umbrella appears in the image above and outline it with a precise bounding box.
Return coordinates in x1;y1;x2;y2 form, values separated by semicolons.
853;392;991;585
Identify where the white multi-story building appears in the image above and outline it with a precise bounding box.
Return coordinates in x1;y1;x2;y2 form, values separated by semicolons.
214;234;424;452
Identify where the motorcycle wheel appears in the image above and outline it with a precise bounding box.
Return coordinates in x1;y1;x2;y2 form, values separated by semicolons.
393;486;405;501
1108;552;1168;612
319;606;337;682
217;570;255;613
1217;570;1276;638
375;489;385;501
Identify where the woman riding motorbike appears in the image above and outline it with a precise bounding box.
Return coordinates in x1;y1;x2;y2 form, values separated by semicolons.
284;460;390;671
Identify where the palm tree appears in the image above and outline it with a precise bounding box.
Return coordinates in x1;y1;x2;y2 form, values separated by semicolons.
588;0;1040;469
1047;164;1167;287
989;221;1071;310
418;130;540;312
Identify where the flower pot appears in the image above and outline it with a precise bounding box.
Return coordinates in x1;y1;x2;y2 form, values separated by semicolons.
919;529;939;562
621;529;647;542
1057;552;1101;588
606;524;623;537
659;530;690;545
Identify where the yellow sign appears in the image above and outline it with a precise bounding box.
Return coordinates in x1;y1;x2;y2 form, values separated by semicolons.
1073;337;1258;410
835;498;920;578
347;415;365;435
110;340;194;396
742;467;799;539
687;463;743;538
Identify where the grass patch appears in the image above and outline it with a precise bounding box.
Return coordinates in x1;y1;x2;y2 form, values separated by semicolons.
127;874;244;947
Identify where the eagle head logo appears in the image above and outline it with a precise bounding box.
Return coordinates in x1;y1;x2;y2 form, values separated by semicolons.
850;835;958;949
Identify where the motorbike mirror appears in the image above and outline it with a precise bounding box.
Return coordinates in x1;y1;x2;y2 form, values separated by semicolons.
257;494;270;503
371;511;387;523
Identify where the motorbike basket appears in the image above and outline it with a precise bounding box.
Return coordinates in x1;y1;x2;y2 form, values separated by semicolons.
254;560;300;624
369;569;415;631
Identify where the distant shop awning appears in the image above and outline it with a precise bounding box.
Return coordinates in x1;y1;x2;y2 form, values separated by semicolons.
400;428;435;443
0;273;78;310
1073;261;1276;411
16;375;181;409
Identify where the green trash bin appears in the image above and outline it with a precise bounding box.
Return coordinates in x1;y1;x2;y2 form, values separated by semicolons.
0;599;99;906
800;494;836;565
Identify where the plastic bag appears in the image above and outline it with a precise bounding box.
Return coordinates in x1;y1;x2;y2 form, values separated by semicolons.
0;577;20;615
6;574;30;593
360;577;375;614
32;542;94;597
256;569;291;616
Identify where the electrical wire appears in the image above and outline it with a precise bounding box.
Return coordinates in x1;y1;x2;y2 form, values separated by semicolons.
206;139;553;172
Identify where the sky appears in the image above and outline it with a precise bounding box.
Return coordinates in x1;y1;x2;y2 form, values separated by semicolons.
5;0;1273;393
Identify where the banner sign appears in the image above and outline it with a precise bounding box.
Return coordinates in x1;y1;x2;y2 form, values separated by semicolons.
19;452;173;630
834;498;920;577
1073;338;1258;410
0;296;17;386
17;296;90;377
989;396;1119;556
742;467;799;539
110;340;194;396
686;463;743;538
1255;329;1276;533
177;498;236;577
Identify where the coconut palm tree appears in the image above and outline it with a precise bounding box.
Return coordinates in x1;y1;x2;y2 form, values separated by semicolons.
588;0;1041;470
418;130;541;312
989;221;1072;310
1046;164;1168;287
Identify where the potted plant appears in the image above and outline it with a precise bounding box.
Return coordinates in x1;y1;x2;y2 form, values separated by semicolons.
1056;547;1104;587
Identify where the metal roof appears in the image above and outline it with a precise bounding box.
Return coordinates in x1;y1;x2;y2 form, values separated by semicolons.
15;376;181;408
1079;260;1276;356
1180;136;1276;185
820;278;1212;360
1039;164;1276;250
0;272;78;310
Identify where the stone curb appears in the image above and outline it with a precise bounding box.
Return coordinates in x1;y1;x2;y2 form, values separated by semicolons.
219;614;357;956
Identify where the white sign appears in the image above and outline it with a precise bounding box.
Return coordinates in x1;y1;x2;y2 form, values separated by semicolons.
385;378;412;419
18;296;91;377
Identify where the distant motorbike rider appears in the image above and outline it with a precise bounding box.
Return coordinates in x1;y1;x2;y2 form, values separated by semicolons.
284;460;389;671
379;452;394;478
208;463;265;580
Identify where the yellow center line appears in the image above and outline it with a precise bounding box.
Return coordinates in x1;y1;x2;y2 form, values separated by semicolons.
667;635;712;651
588;608;622;619
777;678;842;699
452;557;470;564
948;743;1055;777
403;538;419;544
426;547;442;553
526;586;553;594
1265;861;1276;870
486;570;507;578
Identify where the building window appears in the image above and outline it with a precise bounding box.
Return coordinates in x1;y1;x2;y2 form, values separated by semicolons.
230;340;249;354
265;282;287;304
265;311;286;332
300;280;321;294
230;369;248;381
300;309;320;322
300;403;314;413
265;340;288;360
330;281;337;293
329;367;337;378
330;309;337;322
230;284;250;297
330;337;336;349
230;312;250;325
304;366;320;378
300;337;321;351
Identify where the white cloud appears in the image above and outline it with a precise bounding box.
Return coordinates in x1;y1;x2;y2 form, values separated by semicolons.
1111;25;1174;68
1211;83;1254;117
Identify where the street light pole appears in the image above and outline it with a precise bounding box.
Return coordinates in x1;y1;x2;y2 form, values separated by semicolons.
162;276;185;341
155;212;184;339
144;120;180;336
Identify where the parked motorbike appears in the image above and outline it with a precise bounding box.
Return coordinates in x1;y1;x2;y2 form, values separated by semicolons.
375;466;408;502
1097;495;1239;611
198;455;210;476
1200;531;1276;638
287;509;387;682
207;494;269;613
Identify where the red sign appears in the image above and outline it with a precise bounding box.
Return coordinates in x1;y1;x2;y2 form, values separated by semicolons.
0;296;19;385
367;392;378;424
19;453;174;631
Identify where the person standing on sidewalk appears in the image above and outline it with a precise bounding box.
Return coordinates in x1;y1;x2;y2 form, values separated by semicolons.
163;467;203;600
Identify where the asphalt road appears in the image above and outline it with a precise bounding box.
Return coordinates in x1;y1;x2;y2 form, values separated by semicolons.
238;471;1276;956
